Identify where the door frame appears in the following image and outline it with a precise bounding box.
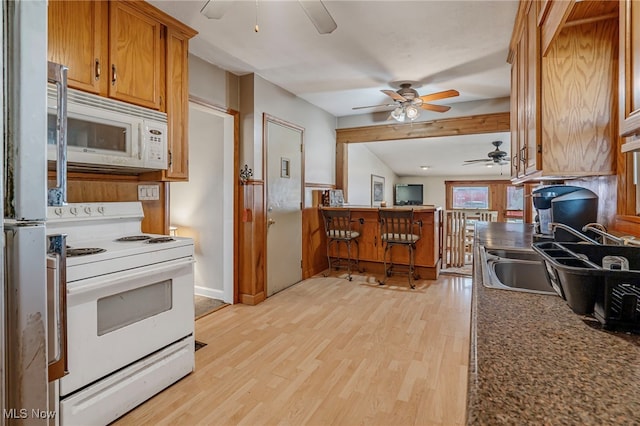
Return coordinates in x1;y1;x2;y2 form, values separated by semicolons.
263;113;305;297
189;96;240;303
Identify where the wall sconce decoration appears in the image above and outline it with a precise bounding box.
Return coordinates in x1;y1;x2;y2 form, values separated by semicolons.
240;164;253;184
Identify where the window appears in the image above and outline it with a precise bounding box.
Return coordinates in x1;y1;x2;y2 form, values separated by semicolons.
505;186;524;222
452;186;489;209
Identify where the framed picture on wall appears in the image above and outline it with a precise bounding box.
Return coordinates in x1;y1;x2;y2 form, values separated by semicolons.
371;174;385;206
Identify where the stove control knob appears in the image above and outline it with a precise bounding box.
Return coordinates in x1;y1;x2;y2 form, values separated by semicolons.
69;207;78;216
97;206;104;214
84;206;92;215
54;207;63;216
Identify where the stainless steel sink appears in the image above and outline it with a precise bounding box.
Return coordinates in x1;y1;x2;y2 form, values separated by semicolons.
480;246;558;295
484;248;543;262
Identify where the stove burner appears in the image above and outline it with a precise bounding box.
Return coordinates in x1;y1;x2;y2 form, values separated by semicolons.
146;237;175;244
115;235;152;242
67;247;106;257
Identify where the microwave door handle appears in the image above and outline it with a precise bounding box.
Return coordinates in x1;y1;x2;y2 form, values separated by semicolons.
47;234;68;381
47;62;68;207
138;122;143;160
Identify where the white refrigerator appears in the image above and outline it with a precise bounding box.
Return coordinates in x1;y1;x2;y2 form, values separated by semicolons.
2;1;67;424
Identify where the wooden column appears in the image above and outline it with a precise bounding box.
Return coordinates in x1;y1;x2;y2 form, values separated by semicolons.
238;180;266;305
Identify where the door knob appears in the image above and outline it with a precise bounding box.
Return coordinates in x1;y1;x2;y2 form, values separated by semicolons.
268;218;276;227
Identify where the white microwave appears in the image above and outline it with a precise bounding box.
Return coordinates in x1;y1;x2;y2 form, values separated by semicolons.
47;85;168;173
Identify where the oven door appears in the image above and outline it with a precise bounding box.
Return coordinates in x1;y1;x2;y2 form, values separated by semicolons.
60;257;194;397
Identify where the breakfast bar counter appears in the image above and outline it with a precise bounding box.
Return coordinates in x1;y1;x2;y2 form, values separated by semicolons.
319;205;442;279
467;222;640;424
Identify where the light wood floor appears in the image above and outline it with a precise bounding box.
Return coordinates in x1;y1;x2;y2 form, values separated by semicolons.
115;272;472;426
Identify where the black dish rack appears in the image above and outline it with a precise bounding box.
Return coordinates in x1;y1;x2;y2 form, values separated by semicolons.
532;242;640;333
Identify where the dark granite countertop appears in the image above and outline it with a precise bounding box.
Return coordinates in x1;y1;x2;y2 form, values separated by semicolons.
467;222;640;425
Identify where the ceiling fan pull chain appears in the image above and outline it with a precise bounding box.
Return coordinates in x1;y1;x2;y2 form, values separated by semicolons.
254;0;259;32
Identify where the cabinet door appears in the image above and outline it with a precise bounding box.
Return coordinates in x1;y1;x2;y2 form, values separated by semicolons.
517;37;527;178
523;3;540;174
357;213;382;262
510;50;520;178
109;1;162;110
48;0;107;94
164;29;189;180
621;0;640;137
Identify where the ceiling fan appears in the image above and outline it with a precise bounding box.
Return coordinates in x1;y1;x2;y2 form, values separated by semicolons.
200;0;337;34
463;140;510;166
352;83;460;122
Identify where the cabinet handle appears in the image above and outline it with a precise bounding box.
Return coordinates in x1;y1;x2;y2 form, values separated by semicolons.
95;59;101;80
168;150;173;168
520;147;527;164
111;64;117;85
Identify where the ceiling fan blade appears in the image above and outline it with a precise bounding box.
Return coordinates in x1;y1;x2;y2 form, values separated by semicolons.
200;0;234;19
463;159;491;164
298;0;337;34
420;103;451;113
352;103;396;110
381;89;407;102
419;89;460;102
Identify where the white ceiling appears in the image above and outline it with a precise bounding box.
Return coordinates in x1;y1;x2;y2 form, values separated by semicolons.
364;132;512;177
149;0;519;177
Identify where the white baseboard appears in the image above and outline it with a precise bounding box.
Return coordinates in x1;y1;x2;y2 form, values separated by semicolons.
194;285;226;302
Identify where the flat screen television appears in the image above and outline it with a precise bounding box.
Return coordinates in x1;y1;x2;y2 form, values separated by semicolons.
394;184;424;206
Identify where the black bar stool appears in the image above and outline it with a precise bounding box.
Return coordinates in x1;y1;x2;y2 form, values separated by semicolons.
378;209;422;289
321;208;363;281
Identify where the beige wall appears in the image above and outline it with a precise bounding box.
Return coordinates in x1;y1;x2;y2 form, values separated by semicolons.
240;73;337;184
189;54;240;110
347;144;397;206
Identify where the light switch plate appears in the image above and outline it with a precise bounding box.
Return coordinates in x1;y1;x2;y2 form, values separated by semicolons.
137;184;160;201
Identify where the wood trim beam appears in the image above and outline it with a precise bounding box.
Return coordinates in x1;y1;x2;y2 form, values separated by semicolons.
335;141;347;200
336;112;510;144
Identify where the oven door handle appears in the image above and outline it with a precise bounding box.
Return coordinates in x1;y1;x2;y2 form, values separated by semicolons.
68;257;195;298
48;233;68;381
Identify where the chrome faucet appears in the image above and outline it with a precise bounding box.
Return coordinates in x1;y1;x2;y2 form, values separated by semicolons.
551;222;600;244
582;223;624;245
581;223;640;246
620;236;640;247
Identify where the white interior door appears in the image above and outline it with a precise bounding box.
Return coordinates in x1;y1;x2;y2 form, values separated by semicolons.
266;115;303;296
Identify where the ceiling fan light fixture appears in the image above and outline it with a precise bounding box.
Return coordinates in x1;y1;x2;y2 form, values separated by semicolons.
405;104;420;120
200;0;234;19
391;106;405;122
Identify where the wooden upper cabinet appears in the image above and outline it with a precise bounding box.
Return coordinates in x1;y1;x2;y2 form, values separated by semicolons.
109;1;163;110
509;1;539;180
508;0;617;182
523;3;540;176
48;0;108;94
163;29;190;180
620;0;640;139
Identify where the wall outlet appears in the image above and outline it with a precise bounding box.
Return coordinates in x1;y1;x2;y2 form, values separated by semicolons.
138;184;160;201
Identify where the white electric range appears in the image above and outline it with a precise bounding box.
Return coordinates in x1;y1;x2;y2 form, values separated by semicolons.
46;202;195;425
